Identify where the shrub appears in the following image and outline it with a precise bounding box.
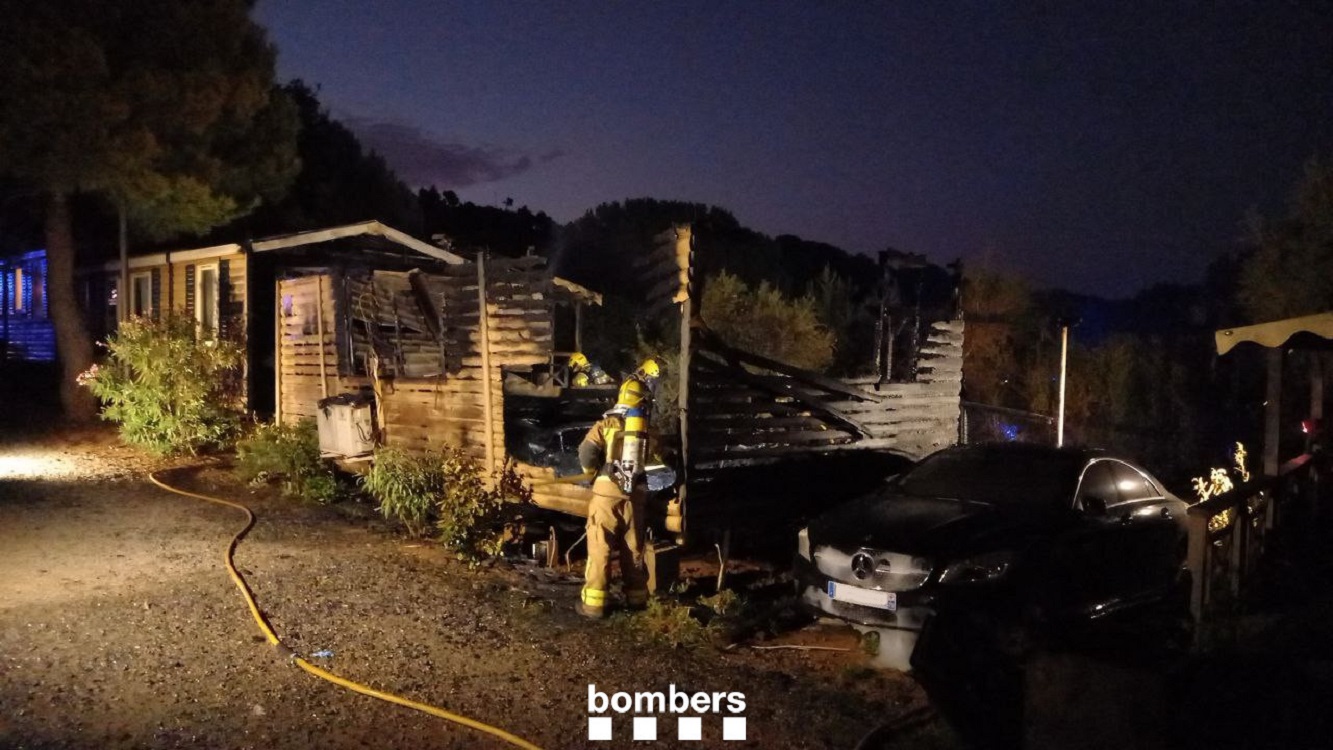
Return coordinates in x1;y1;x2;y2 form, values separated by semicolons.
362;447;445;537
618;598;715;649
437;448;532;563
236;419;341;504
78;314;244;454
360;445;533;561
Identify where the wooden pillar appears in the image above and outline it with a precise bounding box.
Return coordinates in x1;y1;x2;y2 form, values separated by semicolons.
477;254;497;473
1264;347;1282;476
674;226;695;544
315;275;329;399
273;280;283;424
574;302;583;353
1185;508;1208;647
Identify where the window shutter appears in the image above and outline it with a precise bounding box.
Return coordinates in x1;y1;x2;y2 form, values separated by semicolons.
218;259;231;340
185;265;196;320
150;268;161;321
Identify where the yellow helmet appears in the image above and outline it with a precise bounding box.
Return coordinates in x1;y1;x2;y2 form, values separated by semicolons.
569;352;590;371
616;378;649;410
637;356;665;381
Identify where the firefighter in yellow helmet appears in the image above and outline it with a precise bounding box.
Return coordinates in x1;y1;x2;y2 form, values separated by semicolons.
633;355;665;389
575;372;661;618
569;352;612;388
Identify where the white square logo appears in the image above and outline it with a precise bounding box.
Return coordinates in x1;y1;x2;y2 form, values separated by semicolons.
678;716;702;741
588;716;612;741
633;716;657;741
723;716;747;741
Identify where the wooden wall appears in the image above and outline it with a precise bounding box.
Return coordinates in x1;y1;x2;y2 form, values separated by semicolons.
675;321;962;527
277;274;363;422
83;251;247;329
278;257;556;472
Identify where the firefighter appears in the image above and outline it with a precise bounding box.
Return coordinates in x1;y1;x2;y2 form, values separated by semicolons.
631;355;665;392
576;376;656;618
569;352;612;387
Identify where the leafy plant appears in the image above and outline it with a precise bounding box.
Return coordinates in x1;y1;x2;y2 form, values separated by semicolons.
361;447;445;537
437;449;532;563
617;598;715;649
361;445;533;560
699;588;742;618
78;314;244;454
235;419;341;504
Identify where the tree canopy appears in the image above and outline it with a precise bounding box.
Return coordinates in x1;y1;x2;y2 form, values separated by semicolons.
419;186;555;257
1238;156;1333;322
212;80;419;240
0;0;299;239
701;271;835;372
0;0;298;419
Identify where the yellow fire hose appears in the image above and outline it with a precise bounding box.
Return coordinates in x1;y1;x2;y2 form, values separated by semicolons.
147;470;544;750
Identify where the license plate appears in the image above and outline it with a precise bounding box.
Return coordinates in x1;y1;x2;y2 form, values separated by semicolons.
827;581;897;611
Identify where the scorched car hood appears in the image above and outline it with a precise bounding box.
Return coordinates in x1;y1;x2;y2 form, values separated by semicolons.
810;488;1057;558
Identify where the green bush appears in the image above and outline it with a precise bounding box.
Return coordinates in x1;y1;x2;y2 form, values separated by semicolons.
361;447;446;537
236;419;341;504
437;448;532;563
617;598;716;649
361;445;532;561
78;314;244;454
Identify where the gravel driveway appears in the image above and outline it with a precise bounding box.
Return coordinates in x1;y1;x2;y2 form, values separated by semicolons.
0;430;932;749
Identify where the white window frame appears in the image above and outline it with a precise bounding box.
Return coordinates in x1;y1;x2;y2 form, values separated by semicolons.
195;263;220;339
129;271;153;319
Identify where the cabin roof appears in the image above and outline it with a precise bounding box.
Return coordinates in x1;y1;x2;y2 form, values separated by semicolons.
93;220;465;271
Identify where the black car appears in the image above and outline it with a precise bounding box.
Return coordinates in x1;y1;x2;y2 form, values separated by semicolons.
795;443;1190;640
507;418;594;477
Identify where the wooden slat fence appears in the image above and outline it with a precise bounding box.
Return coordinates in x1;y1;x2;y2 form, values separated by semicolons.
1185;452;1321;647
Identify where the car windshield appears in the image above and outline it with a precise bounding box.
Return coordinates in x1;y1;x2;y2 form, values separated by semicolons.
896;448;1083;509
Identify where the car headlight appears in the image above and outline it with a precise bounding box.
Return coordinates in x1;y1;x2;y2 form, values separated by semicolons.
797;527;810;560
937;550;1013;585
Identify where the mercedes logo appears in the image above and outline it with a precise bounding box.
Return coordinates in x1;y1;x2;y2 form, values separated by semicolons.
850;552;876;580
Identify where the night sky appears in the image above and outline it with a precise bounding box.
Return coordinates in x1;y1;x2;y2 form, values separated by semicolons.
254;1;1332;298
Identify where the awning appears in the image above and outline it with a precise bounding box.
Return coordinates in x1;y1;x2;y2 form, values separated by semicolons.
1215;312;1333;355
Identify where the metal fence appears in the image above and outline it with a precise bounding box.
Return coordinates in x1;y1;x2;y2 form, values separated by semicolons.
960;401;1056;446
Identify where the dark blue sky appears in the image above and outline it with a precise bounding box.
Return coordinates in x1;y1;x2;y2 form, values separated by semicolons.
254;1;1332;297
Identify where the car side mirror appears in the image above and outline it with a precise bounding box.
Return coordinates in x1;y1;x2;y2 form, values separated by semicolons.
1082;496;1108;516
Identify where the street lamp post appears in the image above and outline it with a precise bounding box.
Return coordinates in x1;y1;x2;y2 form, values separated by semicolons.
1057;322;1068;447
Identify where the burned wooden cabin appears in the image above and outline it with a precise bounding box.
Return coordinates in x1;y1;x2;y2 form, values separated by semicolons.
80;219;963;546
78;218;602;472
524;225;965;542
275;254;601;470
78;221;471;414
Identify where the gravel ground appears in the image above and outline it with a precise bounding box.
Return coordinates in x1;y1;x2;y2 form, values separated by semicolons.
0;427;935;749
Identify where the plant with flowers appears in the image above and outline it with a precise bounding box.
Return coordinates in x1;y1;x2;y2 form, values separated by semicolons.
78;314;244;454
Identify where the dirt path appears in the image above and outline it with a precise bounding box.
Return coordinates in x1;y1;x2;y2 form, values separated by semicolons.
0;437;931;749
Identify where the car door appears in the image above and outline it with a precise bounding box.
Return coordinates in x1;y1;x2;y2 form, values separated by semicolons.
1038;460;1126;618
1104;461;1188;598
